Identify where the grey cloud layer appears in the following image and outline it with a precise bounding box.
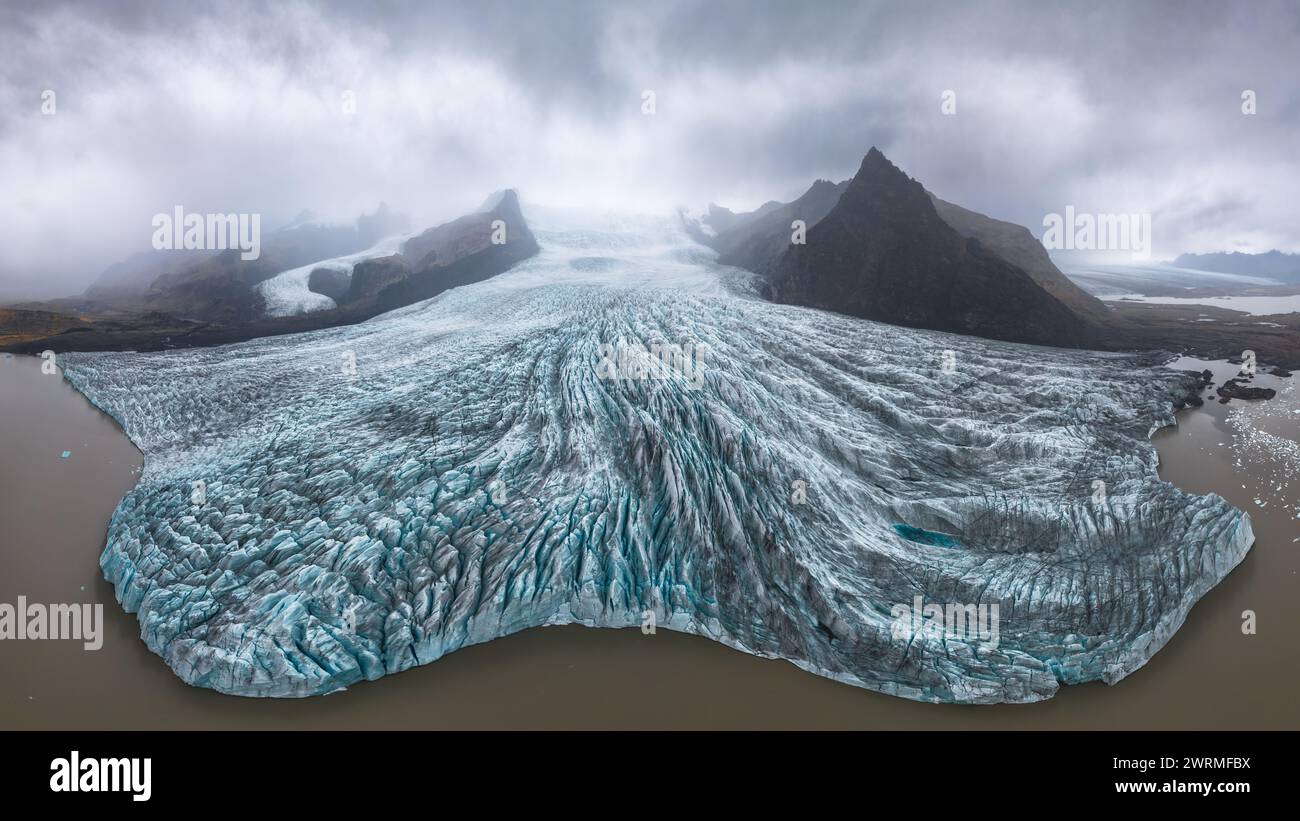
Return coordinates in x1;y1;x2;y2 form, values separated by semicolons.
1;0;1297;296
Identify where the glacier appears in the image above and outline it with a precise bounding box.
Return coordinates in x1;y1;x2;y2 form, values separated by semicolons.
256;232;411;317
58;207;1254;702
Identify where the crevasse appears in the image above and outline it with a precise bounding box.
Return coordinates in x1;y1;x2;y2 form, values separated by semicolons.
59;207;1253;701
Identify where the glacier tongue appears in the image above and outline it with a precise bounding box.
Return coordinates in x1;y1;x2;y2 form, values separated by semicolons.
255;232;411;317
60;208;1253;701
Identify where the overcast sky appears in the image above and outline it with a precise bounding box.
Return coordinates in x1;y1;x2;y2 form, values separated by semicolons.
2;0;1298;298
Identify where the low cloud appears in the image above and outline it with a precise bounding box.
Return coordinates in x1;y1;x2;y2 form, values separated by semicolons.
2;0;1297;298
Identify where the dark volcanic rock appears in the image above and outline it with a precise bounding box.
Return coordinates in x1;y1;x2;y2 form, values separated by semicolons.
1271;366;1293;377
711;179;850;277
1217;378;1276;401
1176;383;1205;408
929;193;1114;324
143;249;278;322
383;190;539;309
346;255;411;303
1177;369;1212;409
765;148;1101;348
307;266;352;303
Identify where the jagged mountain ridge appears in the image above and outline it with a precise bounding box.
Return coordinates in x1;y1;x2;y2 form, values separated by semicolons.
712;180;850;277
682;148;1113;347
763;149;1103;347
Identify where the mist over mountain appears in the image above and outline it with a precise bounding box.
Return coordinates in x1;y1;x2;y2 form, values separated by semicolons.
682;179;850;277
3;0;1300;297
82;203;410;311
1;193;537;352
1173;250;1300;283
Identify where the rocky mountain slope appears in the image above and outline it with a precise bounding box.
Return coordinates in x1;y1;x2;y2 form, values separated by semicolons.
928;193;1114;325
0;308;90;346
682;149;1116;347
1;194;537;353
762;149;1103;347
721;180;849;276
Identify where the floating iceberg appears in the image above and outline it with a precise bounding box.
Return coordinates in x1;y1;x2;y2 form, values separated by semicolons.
60;208;1253;701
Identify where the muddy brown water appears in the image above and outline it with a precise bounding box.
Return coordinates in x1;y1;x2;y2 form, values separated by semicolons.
0;352;1296;729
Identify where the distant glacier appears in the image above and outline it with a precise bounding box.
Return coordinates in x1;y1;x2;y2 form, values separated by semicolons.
255;232;412;317
59;208;1253;702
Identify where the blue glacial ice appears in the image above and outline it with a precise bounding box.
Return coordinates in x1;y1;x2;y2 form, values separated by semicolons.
255;232;411;317
59;208;1254;701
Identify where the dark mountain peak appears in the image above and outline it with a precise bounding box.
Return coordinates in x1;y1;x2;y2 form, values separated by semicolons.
699;177;849;276
765;149;1101;348
491;188;525;218
477;188;523;214
473;189;530;230
684;146;1109;348
848;147;924;198
834;149;950;241
857;146;896;174
402;189;536;272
